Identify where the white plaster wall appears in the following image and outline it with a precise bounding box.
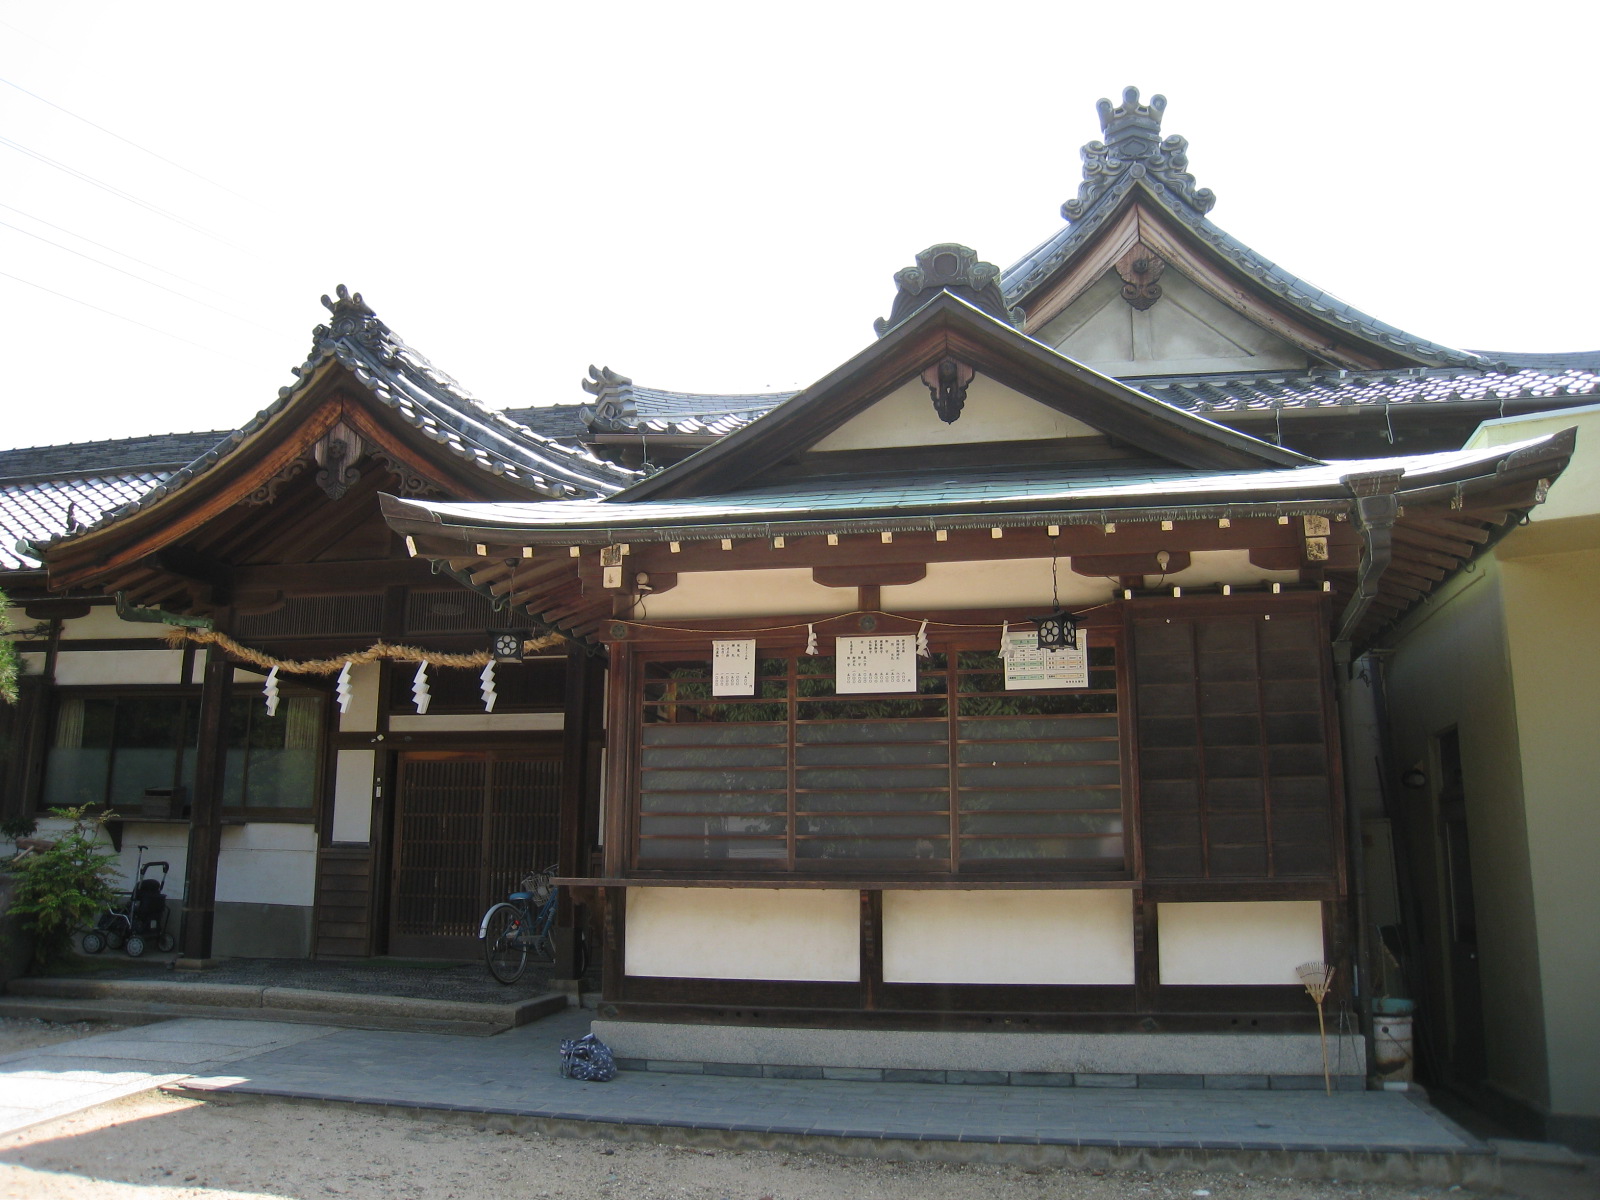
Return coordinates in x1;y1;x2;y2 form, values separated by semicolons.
1157;548;1299;589
642;569;846;620
882;889;1134;985
330;749;377;844
625;887;859;981
53;650;186;686
338;662;382;733
215;823;317;906
388;713;562;732
58;607;143;639
30;816;191;899
882;558;1114;611
1158;901;1325;985
812;374;1099;453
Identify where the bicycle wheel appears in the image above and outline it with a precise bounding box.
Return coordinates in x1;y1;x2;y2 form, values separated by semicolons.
482;904;527;984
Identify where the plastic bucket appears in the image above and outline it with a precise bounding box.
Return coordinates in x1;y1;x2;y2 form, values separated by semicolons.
1373;1009;1414;1082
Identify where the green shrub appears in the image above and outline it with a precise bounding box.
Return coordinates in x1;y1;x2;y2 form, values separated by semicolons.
8;806;120;968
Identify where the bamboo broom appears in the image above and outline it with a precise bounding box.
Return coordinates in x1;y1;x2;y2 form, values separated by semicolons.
1296;960;1335;1095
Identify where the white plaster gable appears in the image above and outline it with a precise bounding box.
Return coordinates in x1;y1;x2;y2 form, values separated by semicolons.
1036;270;1308;377
809;372;1099;454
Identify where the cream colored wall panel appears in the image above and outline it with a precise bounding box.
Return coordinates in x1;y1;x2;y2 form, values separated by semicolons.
1158;901;1324;985
882;558;1114;611
626;888;859;981
102;824;190;899
812;374;1098;454
20;652;46;674
330;749;377;844
58;607;142;639
883;889;1134;985
339;662;382;732
643;569;846;620
53;650;186;686
388;712;562;732
1500;548;1600;1115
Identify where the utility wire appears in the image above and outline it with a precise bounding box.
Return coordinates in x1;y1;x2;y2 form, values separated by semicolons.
0;75;263;208
0;217;273;331
0;133;257;257
0;199;229;296
0;268;254;364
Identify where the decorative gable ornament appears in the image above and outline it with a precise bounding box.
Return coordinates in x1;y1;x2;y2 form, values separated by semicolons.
874;244;1024;337
921;358;976;424
1062;87;1215;222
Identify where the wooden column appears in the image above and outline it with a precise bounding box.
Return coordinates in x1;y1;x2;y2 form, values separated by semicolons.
554;642;598;977
181;645;232;961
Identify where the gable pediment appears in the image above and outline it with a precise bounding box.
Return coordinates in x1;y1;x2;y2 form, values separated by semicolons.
1037;269;1309;377
809;371;1101;454
615;292;1314;502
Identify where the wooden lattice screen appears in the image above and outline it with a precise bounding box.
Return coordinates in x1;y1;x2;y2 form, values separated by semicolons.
387;753;561;958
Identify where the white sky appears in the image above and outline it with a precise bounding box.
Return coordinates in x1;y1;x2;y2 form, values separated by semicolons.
1;2;1595;453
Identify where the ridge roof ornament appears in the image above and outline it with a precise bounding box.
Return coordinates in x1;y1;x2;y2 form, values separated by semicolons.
874;244;1024;337
1062;86;1216;223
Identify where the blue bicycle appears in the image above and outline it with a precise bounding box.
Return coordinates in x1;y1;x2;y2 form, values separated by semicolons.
478;865;558;983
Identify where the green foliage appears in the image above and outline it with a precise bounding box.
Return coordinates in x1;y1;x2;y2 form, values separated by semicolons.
8;806;121;969
1;814;37;844
0;587;16;704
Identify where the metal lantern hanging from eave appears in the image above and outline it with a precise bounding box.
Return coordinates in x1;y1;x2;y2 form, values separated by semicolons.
492;631;528;664
1034;609;1079;651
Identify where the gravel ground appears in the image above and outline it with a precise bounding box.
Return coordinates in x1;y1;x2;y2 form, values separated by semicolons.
0;1088;1502;1200
0;1016;128;1056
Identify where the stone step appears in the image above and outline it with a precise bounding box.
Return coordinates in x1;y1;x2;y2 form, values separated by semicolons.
2;977;566;1037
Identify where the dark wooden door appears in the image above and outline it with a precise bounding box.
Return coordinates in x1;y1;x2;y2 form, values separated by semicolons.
387;751;561;959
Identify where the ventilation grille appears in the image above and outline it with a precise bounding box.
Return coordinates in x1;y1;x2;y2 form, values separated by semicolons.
234;595;384;639
406;589;500;634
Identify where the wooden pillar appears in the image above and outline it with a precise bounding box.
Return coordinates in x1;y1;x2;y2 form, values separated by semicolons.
556;642;604;977
181;645;232;961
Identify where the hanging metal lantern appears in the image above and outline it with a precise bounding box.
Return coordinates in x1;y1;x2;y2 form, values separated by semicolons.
492;631;527;663
1034;609;1079;651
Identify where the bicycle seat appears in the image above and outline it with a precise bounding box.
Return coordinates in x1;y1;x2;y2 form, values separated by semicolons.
508;891;532;903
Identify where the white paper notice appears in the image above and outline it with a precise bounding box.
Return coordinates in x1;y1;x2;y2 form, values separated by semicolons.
1002;632;1089;690
712;640;757;696
836;635;917;694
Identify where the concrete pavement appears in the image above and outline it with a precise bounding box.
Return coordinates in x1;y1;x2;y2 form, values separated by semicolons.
0;1009;1520;1185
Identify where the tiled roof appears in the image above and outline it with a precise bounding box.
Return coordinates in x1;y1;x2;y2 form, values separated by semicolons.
394;434;1562;540
1134;364;1600;415
577;363;794;436
29;287;637;558
0;473;168;570
0;431;231;483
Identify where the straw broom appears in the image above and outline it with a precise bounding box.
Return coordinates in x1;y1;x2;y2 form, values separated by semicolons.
1296;961;1335;1094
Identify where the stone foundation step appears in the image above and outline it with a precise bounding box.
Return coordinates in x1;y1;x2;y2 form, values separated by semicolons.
1;977;566;1037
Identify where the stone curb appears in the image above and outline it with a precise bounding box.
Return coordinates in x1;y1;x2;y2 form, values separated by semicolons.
3;977;566;1031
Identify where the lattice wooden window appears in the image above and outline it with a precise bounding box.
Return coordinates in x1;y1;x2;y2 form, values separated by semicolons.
1132;613;1335;882
632;640;1125;875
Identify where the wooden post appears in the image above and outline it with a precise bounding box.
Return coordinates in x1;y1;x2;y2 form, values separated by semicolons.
181;646;232;961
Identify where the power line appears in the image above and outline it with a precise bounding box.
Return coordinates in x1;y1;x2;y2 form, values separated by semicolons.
0;74;264;208
0;199;229;297
0;268;254;364
0;217;274;331
0;133;257;257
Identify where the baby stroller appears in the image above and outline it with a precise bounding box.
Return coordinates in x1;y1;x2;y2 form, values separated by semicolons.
81;845;176;957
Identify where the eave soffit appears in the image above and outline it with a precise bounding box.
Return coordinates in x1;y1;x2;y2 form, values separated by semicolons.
1002;87;1481;372
613;289;1314;505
